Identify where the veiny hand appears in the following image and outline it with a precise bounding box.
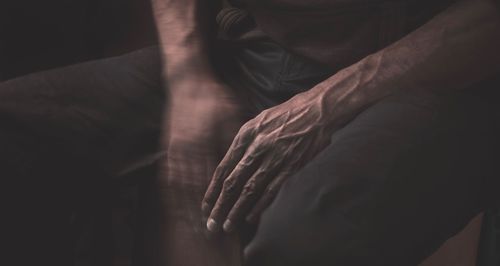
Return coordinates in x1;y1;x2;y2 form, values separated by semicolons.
202;89;338;233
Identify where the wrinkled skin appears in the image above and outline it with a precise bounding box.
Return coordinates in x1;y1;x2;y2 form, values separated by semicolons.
201;0;500;234
159;79;244;266
202;89;337;232
155;0;500;264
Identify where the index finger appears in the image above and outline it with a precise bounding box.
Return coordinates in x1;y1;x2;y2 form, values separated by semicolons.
202;127;253;215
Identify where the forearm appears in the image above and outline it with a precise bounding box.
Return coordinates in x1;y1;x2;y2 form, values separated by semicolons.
310;0;500;127
151;0;221;82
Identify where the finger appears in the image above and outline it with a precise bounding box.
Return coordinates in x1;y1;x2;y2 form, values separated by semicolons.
206;148;264;232
201;155;219;227
223;160;280;233
201;138;246;215
202;127;254;215
245;172;289;224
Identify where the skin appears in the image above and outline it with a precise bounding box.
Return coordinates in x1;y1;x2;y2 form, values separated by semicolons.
201;0;500;233
152;0;243;265
152;0;500;263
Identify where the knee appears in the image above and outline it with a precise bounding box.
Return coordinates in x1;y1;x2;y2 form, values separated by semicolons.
243;241;269;266
242;206;348;266
242;211;304;266
243;238;290;266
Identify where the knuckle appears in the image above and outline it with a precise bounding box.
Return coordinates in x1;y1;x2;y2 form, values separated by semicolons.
235;161;247;171
248;141;267;156
240;156;255;167
212;167;226;182
254;134;265;143
254;168;268;178
265;186;279;196
239;122;254;136
255;136;271;149
222;178;237;195
239;122;251;133
256;109;268;119
242;181;257;198
242;189;255;199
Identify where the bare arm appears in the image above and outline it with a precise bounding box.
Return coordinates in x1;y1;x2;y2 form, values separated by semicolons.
312;0;500;125
203;0;500;233
151;0;221;83
151;0;244;265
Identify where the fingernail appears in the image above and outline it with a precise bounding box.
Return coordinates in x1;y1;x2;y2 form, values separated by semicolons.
223;220;234;233
207;219;217;232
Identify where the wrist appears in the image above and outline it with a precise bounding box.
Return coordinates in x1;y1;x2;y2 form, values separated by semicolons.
309;57;384;129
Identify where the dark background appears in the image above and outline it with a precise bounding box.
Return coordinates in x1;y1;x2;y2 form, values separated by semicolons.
0;1;159;265
0;0;157;81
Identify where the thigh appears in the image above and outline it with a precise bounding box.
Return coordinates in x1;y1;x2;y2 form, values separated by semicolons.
0;47;164;174
1;46;164;181
245;89;499;266
1;47;164;265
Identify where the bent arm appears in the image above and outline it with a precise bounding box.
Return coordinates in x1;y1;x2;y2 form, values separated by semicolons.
151;1;244;266
309;0;500;127
201;0;500;232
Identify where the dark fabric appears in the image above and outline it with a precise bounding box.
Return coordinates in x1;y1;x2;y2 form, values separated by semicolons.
477;210;500;266
245;87;500;266
2;47;164;266
223;31;500;266
3;39;499;266
216;38;335;112
0;0;157;81
223;0;456;69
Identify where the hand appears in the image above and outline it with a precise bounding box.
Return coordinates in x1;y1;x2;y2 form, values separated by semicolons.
202;90;337;233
